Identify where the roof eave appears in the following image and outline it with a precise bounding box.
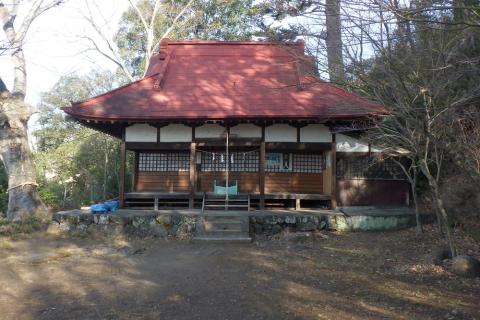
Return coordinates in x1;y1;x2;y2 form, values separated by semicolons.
60;110;383;123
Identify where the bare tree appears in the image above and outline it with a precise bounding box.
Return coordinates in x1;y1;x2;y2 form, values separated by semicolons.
81;0;194;81
0;0;66;220
325;0;345;82
339;0;480;256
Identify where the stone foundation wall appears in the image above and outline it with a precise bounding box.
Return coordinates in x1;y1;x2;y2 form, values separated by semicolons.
50;209;418;239
327;214;416;231
250;215;328;237
50;210;197;239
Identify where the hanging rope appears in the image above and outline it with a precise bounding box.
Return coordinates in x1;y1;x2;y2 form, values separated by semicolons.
194;148;260;156
7;181;39;192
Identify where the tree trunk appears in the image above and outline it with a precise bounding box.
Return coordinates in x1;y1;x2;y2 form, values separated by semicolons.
420;160;456;257
0;2;57;221
411;166;422;234
325;0;345;83
0;94;48;221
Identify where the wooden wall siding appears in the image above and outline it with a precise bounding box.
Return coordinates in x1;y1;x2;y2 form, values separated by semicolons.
337;179;409;206
265;172;323;194
135;172;190;192
198;172;259;193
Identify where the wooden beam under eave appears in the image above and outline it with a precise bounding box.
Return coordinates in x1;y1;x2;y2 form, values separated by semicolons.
119;128;126;208
331;133;337;209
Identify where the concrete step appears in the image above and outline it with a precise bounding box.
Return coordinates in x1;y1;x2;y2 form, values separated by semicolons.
193;235;251;243
205;199;248;203
204;221;243;231
205;194;249;199
204;229;246;236
195;213;250;241
203;218;243;223
204;205;249;210
203;215;247;222
204;202;249;206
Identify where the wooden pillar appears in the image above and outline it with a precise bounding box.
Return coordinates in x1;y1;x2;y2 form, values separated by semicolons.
295;198;301;210
119;129;126;208
259;141;266;210
132;151;138;192
189;142;197;208
331;133;337;209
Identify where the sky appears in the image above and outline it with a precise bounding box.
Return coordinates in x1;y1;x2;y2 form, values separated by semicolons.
0;0;130;107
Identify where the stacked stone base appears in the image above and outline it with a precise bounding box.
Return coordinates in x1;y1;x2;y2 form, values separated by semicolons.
250;215;328;237
50;210;197;239
50;209;418;239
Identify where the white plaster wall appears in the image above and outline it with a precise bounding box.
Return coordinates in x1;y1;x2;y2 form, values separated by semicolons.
195;124;225;139
230;123;262;138
160;124;192;142
125;124;157;142
265;124;297;142
336;133;381;152
300;124;332;143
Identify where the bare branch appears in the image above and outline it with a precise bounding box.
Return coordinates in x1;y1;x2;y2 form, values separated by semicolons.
17;1;67;44
79;35;134;82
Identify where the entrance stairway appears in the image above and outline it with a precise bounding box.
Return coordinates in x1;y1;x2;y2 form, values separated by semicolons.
201;193;250;212
193;213;251;242
195;194;251;242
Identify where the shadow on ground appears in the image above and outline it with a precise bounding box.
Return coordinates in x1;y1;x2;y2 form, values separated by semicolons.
0;228;479;320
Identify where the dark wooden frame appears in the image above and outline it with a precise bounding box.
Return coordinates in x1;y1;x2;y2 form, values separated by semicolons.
119;123;339;209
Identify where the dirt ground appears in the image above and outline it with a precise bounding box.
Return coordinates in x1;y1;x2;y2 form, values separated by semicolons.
0;227;479;320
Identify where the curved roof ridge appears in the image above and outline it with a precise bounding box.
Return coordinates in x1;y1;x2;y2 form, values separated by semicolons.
161;39;304;46
301;76;385;112
66;74;159;109
62;40;386;122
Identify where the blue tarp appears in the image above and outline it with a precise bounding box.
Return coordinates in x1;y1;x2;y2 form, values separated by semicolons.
91;200;119;213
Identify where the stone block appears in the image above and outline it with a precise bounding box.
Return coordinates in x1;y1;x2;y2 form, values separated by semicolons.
94;214;109;225
298;221;317;231
284;216;296;224
150;224;168;238
253;223;263;234
109;213;129;225
156;214;171;225
452;255;480;278
271;224;283;235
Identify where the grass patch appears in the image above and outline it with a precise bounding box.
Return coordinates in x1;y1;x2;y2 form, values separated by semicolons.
0;216;46;238
0;238;13;250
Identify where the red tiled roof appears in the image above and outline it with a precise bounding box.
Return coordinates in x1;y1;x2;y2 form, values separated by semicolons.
63;40;385;121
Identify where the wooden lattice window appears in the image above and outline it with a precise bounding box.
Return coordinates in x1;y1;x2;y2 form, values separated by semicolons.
337;156;406;180
231;152;259;172
266;153;325;173
138;152;189;172
292;154;326;173
266;153;291;172
201;152;259;172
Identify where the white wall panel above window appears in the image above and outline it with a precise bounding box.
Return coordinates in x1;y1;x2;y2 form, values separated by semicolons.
160;124;192;142
229;123;262;138
265;124;296;142
125;124;157;142
195;124;225;139
300;124;332;142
